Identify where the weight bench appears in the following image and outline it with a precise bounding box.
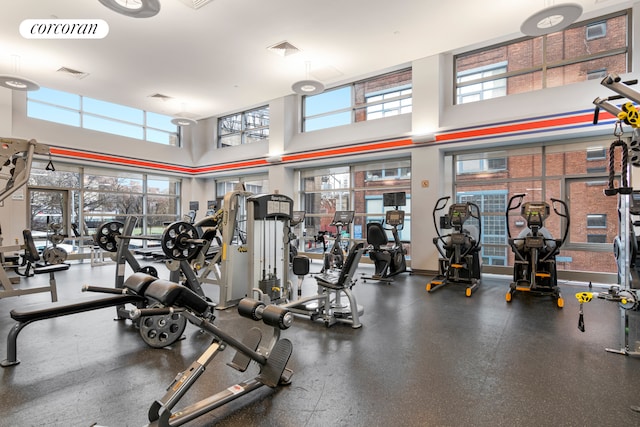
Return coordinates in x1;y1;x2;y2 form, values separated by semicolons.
18;229;71;302
1;272;157;367
136;279;294;426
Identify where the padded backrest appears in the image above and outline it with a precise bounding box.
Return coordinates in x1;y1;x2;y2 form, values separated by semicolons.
22;229;40;262
144;279;210;315
292;255;310;276
337;242;364;283
366;222;388;247
123;272;159;295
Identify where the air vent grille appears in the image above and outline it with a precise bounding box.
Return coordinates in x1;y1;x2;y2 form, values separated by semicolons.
57;67;89;79
179;0;214;9
148;93;173;101
267;41;300;57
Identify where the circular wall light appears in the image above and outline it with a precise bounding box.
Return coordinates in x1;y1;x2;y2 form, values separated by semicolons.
520;3;583;36
98;0;161;18
291;79;325;96
0;75;40;91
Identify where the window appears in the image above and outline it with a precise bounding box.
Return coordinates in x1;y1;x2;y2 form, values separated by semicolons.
28;161;181;241
456;63;507;104
457;191;508;266
587;214;607;228
218;106;269;148
456;152;508;174
303;68;412;132
587;234;608;243
586;22;607;40
297;160;411;256
366;86;412;120
449;141;619;276
27;87;179;145
587;147;606;160
454;11;629;104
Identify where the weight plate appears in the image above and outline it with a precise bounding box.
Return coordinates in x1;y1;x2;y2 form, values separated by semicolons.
94;221;124;252
139;309;187;348
42;246;68;264
137;265;158;277
161;221;199;261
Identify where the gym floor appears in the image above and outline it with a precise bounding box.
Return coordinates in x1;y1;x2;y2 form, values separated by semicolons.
0;259;639;427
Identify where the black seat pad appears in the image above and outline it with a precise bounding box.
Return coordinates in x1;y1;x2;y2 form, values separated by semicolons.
144;280;209;315
10;294;143;323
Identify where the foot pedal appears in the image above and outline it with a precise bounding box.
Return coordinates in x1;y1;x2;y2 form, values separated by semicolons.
258;338;293;388
227;327;262;372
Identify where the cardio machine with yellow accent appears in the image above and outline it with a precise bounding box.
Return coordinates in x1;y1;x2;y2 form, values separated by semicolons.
427;196;482;297
505;194;569;307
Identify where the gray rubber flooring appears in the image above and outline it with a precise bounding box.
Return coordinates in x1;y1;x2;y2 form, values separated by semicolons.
0;259;639;427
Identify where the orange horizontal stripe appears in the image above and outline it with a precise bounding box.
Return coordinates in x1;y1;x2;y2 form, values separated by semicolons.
283;139;413;162
436;113;595;142
51;147;196;173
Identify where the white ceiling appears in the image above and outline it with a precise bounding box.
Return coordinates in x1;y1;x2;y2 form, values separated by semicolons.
0;0;633;120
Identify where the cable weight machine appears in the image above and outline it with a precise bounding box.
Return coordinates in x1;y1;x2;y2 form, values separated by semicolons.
247;194;293;304
582;73;640;356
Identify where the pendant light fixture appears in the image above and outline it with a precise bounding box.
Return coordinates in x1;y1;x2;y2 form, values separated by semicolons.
0;55;39;92
521;2;583;36
171;103;198;127
98;0;161;18
292;61;325;96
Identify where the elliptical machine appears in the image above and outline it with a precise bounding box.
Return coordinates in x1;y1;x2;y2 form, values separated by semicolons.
427;196;482;296
505;194;569;307
364;191;408;283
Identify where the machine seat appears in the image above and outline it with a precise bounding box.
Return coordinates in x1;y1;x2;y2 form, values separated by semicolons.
315;243;364;289
8;272;156;323
366;222;388;249
144;279;210;316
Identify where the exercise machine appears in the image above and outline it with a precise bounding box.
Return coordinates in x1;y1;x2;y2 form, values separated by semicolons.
427;196;482;296
138;281;293;426
246;193;294;304
577;75;640;357
1;272;173;366
280;242;365;328
322;210;354;272
3;218;213;366
505;194;569;307
0;137;60;302
197;187;253;308
364;191;408;283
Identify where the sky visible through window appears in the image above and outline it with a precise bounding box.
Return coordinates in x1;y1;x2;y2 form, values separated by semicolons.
27;87;177;145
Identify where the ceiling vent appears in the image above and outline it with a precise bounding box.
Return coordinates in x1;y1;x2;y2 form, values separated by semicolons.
148;93;173;101
57;66;89;79
179;0;214;9
267;41;301;57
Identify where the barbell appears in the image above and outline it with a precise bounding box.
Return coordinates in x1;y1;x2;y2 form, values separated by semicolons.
94;220;207;261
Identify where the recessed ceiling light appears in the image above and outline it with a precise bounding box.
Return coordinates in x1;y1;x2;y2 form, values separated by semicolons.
521;3;582;36
0;75;40;91
98;0;161;18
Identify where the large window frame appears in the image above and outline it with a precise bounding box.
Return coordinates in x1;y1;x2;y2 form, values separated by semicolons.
217;106;270;148
302;68;412;132
448;140;618;278
27;87;180;146
296;159;411;258
454;10;630;105
28;161;181;245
